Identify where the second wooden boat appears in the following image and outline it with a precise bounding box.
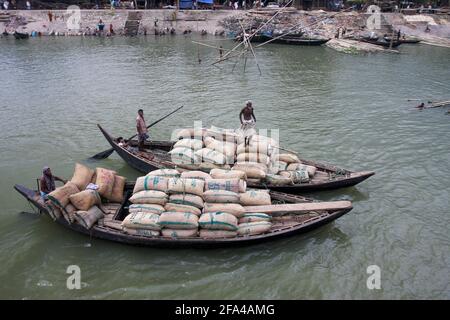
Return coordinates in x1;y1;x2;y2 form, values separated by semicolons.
14;182;352;248
97;125;374;194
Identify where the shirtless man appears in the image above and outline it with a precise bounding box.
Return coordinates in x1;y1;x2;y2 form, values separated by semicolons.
239;101;256;145
136;109;149;151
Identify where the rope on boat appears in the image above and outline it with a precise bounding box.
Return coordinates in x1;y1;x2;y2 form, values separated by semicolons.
25;199;41;215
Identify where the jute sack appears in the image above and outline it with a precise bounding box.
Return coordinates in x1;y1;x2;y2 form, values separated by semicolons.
279;168;309;183
204;178;246;193
209;168;247;181
181;170;212;181
232;162;267;179
198;212;238;231
199;162;231;172
122;211;161;230
203;190;240;204
133;176;169;194
129;204;165;215
161;228;198;238
174;128;206;140
205;126;239;143
108;175;126;203
286;163;317;177
146;169;180;178
195;148;226;165
199;229;237;238
236;141;270;155
129;190;168;205
69;189;101;211
47;182;80;208
173;138;203;151
70;163;94;190
169;194;204;209
65;203;77;223
124;228;160;237
249;135;279;147
203;203;246;218
239;213;272;224
167;177;205;197
95;168;116;199
204;137;236;160
165;203;202;216
174;128;195;140
270;160;288;173
175;164;201;172
239;190;271;206
74;205;104;229
236;153;269;165
265;174;294;186
277;153;300;164
159;212;199;229
169;147;198;164
238;221;272;236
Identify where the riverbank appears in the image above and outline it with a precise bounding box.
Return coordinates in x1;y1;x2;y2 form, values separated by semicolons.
1;9;450;48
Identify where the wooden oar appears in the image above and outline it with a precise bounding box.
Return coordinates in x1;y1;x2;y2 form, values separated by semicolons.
244;201;352;217
89;105;184;160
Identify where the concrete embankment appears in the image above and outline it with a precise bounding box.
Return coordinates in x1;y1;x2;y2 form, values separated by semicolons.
1;9;449;49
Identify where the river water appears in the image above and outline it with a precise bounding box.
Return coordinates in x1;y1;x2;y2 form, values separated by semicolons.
0;36;449;299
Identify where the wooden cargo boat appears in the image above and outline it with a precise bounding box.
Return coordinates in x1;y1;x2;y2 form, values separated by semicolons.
14;31;29;39
14;183;353;248
359;38;402;48
97;125;374;193
245;34;330;46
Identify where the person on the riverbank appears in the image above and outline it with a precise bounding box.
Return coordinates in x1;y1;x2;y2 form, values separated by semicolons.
26;1;31;9
2;0;9;10
136;109;149;151
97;19;105;33
239;101;256;145
40;167;65;198
109;23;115;35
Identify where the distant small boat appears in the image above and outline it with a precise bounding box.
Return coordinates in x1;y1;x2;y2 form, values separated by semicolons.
359;37;402;48
399;38;421;44
243;34;330;46
14;31;29;39
384;37;420;44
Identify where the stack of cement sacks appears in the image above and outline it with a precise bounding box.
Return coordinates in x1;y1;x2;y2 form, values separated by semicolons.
169;127;233;171
169;125;318;186
205;168;273;237
123;168;201;237
46;163;126;229
267;153;318;185
121;168;274;238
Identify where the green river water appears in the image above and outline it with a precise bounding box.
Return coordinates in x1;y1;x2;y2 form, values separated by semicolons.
0;36;449;299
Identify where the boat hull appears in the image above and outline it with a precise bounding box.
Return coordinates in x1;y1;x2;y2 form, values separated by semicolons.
14;184;352;249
